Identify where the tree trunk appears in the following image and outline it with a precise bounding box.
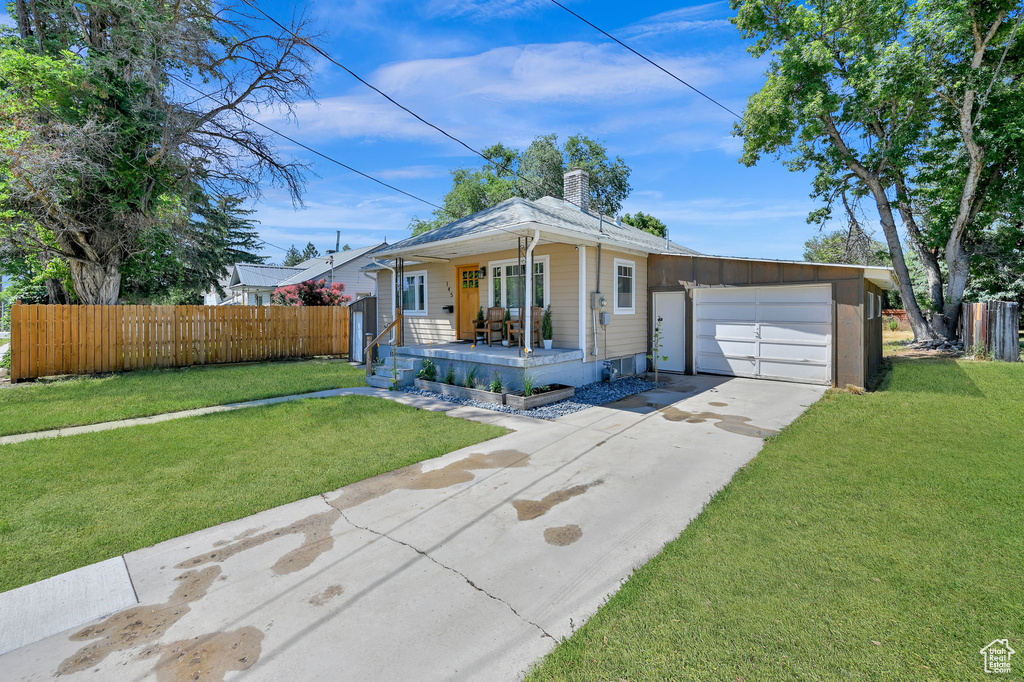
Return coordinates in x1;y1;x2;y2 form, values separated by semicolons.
864;181;935;341
69;259;121;304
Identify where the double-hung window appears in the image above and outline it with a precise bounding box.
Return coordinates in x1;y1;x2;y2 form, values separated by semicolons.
489;257;548;310
402;271;427;315
614;259;635;314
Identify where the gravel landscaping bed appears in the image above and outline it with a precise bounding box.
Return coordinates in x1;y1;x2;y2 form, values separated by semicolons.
404;376;659;420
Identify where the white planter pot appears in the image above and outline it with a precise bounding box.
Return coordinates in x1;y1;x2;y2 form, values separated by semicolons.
501;340;509;347
542;339;553;350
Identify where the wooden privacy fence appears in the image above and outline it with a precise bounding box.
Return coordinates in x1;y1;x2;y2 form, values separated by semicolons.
9;304;350;382
958;301;1020;362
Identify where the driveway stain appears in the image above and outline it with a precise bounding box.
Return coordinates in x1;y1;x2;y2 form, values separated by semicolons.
176;508;341;576
544;525;583;546
709;402;729;407
58;566;221;676
309;585;344;607
212;527;260;547
329;449;531;511
148;627;263;682
512;480;603;521
659;407;779;438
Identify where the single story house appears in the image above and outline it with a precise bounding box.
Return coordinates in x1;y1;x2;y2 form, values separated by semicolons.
204;243;386;306
365;170;894;391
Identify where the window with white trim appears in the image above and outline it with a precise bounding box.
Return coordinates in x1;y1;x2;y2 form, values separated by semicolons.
488;256;549;310
614;259;635;314
402;271;427;315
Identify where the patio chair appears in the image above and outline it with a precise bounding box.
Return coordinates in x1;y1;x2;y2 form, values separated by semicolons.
484;307;504;346
507;307;543;347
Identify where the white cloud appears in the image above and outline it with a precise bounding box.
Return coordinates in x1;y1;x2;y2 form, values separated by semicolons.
375;165;451;180
422;0;547;19
261;41;753;146
620;3;733;40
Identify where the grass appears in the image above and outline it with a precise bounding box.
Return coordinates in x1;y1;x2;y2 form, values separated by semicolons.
528;358;1024;681
0;358;366;436
0;395;505;592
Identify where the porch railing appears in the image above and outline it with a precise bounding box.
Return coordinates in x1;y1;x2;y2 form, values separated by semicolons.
364;309;403;380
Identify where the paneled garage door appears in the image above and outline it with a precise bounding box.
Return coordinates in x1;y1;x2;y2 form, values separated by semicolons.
694;284;833;385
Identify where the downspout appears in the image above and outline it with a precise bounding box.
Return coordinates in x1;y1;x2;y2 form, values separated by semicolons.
524;229;540;353
592;235;602;357
371;258;397;343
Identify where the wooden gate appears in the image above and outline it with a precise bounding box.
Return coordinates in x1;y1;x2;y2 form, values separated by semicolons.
9;304;350;382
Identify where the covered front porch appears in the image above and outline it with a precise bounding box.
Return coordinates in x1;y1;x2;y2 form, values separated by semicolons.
373;341;601;390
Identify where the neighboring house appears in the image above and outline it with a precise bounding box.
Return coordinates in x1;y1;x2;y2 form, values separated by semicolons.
203;243;387;306
365;169;895;390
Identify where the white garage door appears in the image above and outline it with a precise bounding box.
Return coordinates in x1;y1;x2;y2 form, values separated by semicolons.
694;284;833;385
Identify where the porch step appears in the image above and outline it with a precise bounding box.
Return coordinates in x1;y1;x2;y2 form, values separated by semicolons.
369;356;417;388
366;374;394;389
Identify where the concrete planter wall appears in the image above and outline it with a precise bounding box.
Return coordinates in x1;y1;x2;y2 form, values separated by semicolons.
413;378;507;405
504;384;575;410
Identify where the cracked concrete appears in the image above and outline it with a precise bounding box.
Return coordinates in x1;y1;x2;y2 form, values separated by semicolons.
0;375;825;681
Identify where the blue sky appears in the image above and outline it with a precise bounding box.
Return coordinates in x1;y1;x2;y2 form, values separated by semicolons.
2;1;830;262
244;0;832;262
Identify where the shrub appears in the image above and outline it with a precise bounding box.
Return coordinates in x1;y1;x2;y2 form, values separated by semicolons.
542;305;553;340
466;365;479;388
271;279;352;306
522;372;535;397
418;358;437;382
489;372;503;393
444;364;456;385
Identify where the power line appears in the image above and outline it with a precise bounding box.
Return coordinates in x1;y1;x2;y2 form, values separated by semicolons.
548;0;746;122
233;0;552;196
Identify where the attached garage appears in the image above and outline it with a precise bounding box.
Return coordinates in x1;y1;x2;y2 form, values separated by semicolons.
694;284;832;385
648;255;895;389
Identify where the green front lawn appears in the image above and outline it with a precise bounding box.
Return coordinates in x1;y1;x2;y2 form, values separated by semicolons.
0;395;505;592
529;358;1024;680
0;358;366;436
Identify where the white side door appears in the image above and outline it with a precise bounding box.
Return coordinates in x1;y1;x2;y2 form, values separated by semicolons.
653;291;687;373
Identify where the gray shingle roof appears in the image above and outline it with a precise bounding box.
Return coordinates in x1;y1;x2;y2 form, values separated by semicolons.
277;243;387;287
230;264;304;288
374;196;699;257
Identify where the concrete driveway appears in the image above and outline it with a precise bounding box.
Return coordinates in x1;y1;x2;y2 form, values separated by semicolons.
1;375;825;681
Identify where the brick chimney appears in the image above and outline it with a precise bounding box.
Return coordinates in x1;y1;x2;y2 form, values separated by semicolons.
563;168;590;212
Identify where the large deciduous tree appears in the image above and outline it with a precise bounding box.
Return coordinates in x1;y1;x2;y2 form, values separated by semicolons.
0;0;319;303
731;0;1023;340
410;134;632;235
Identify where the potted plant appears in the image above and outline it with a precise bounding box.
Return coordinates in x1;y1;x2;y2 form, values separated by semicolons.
541;305;553;350
501;308;511;346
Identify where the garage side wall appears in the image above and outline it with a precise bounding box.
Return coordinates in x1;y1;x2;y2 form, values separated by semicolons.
648;255;868;387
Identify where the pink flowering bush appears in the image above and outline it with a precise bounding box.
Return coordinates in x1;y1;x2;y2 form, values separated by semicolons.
271;279;352;306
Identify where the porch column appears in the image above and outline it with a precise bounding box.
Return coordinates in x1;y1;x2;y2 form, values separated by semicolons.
524;229;540;352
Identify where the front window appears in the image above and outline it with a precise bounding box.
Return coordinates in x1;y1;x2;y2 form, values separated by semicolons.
402;271;427;315
614;259;635;314
489;257;548;310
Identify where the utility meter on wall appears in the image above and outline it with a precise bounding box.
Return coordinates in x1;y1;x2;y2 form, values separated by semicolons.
590;292;607;309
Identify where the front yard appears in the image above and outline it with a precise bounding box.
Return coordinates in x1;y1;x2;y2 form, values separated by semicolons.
0;395;505;592
0;358;366;436
528;357;1024;680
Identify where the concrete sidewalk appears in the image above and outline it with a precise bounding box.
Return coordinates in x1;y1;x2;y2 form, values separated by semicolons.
0;375;826;681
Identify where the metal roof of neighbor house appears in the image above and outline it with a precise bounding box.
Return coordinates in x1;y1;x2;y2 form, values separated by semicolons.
277;243;387;287
230;264;304;288
372;196;700;259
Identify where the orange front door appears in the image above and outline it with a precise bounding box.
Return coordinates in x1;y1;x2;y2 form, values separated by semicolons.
457;265;480;340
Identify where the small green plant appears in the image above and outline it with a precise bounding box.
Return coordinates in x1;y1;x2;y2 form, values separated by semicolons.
0;346;10;370
418;358;438;382
503;308;512;339
648;316;670;384
972;342;990;361
541;305;553;340
522;372;535;397
886;316;899;332
476;307;485;322
466;365;479;388
444;364;456;385
537;384;550;393
489;371;503;393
